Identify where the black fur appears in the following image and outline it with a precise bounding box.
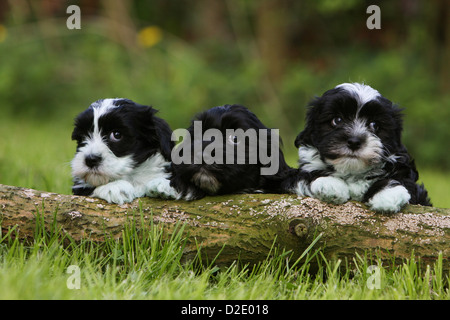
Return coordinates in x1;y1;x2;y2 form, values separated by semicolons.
71;98;173;197
170;104;291;200
286;83;431;212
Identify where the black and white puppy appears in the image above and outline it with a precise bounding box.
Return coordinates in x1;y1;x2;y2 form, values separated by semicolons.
71;98;175;204
286;83;431;213
165;104;291;200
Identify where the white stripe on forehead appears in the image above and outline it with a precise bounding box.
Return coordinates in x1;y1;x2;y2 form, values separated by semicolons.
336;83;380;108
91;98;122;134
348;118;367;137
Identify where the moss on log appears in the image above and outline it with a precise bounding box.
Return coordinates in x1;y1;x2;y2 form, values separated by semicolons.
1;183;449;270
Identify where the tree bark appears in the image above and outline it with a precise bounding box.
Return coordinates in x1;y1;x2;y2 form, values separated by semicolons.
1;183;449;270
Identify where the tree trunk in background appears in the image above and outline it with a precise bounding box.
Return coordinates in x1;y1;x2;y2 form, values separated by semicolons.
428;0;450;93
193;0;230;42
1;184;450;271
256;0;289;84
253;0;294;142
101;0;136;49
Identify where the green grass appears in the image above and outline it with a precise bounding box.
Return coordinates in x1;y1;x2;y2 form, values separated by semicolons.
1;117;450;300
0;118;74;195
418;169;450;209
1;210;449;300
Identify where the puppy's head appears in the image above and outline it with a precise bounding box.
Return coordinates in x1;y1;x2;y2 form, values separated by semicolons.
71;98;173;188
295;83;404;175
172;104;287;197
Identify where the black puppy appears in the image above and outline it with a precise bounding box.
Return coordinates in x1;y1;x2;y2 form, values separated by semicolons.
160;104;291;200
284;83;431;213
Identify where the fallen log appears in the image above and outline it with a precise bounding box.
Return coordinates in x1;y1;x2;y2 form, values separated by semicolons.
1;183;450;270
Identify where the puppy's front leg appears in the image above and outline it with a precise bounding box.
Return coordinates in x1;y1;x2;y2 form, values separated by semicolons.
310;176;350;204
92;180;138;205
72;178;95;196
146;177;181;199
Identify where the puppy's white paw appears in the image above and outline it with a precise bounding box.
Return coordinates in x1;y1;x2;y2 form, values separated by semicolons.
146;177;180;199
93;180;137;205
293;180;312;197
367;185;411;214
311;176;350;204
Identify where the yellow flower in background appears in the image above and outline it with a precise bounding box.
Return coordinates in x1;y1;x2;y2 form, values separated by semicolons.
0;25;7;43
137;26;163;48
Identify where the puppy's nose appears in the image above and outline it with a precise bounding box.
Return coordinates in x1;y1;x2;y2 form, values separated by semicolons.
85;154;102;168
347;137;363;151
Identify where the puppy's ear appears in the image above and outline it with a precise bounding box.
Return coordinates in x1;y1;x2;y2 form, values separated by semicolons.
295;99;319;148
294;131;307;148
71;127;80;142
391;145;419;182
71;107;94;142
134;105;174;160
391;104;405;150
152;116;175;160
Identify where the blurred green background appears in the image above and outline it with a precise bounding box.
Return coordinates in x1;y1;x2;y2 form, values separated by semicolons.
0;0;448;207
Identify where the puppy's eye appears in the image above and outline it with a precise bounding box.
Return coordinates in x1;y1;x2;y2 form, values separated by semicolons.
369;122;378;132
331;117;343;127
109;131;123;142
227;135;240;145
